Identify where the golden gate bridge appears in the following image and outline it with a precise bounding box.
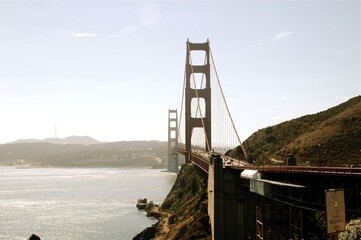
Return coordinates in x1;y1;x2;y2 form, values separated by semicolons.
167;40;361;240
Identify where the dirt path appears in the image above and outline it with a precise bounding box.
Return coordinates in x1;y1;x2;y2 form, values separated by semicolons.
150;207;172;239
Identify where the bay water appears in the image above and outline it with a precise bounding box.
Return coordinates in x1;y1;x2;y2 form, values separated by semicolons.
0;167;177;240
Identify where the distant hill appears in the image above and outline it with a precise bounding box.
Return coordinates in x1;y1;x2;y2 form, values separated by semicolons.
10;136;101;145
229;96;361;166
0;140;169;167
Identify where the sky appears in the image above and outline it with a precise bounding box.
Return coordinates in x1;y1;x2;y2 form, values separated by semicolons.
0;0;360;144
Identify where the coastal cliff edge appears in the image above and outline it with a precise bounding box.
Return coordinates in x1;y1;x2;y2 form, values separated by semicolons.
133;164;211;240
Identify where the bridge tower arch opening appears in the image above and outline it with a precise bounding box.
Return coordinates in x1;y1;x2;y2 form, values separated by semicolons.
185;39;212;163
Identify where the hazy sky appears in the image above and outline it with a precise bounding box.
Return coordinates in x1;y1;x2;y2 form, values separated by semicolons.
0;0;360;144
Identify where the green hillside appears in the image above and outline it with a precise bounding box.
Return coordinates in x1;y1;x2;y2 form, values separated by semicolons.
230;96;361;167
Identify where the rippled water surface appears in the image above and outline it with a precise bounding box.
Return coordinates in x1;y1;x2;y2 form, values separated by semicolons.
0;167;176;240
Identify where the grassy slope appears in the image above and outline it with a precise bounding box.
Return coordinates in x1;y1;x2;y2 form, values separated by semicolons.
232;96;361;166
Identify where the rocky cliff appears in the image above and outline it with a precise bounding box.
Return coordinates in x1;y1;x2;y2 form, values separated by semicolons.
133;164;211;240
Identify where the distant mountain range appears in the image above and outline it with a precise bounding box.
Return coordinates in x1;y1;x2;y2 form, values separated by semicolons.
0;140;169;167
9;136;101;145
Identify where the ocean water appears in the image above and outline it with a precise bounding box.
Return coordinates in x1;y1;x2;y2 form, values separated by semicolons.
0;167;177;240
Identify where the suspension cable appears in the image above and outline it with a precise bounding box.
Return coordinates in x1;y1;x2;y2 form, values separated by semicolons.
209;46;248;158
177;55;187;144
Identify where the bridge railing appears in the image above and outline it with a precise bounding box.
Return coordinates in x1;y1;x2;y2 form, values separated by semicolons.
176;144;361;176
232;165;361;176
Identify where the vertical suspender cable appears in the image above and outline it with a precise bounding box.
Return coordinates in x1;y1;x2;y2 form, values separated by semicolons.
178;56;187;144
209;46;248;158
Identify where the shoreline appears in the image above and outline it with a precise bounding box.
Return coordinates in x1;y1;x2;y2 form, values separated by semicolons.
133;164;212;240
0;164;168;169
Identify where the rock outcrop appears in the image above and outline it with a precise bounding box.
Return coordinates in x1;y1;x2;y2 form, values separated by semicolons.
133;164;211;240
28;234;41;240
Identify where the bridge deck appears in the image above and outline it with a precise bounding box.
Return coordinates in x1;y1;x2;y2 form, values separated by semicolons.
176;147;361;215
232;165;361;177
177;147;361;176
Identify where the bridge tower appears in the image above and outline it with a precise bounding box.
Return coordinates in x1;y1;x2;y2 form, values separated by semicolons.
185;39;211;163
167;109;179;172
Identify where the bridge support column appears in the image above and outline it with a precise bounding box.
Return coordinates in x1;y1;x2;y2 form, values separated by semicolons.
208;154;224;240
185;40;211;162
208;155;256;240
167;109;179;173
223;167;256;239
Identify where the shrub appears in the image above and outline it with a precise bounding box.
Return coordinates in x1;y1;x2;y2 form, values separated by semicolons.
338;219;361;240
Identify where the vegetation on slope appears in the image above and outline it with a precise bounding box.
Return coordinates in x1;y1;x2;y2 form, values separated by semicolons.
339;219;361;240
134;164;211;240
157;164;211;240
229;96;361;166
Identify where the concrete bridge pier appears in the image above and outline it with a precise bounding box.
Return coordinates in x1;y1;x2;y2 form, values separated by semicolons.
208;154;224;240
208;154;256;240
235;187;256;239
